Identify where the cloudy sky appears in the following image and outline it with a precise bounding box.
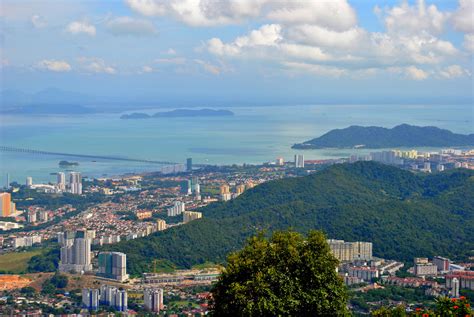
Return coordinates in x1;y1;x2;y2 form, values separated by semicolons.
1;0;473;105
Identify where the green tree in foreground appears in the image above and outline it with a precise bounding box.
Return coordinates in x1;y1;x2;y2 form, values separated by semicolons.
210;230;348;316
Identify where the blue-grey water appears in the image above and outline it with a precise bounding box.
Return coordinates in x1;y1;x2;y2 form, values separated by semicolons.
0;104;473;185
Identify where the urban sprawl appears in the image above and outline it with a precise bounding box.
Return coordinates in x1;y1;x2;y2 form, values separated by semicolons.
1;148;473;315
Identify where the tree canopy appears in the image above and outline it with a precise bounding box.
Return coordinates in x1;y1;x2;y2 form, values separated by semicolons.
210;230;348;316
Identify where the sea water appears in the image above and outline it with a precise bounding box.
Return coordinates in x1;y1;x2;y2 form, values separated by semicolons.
0;104;472;184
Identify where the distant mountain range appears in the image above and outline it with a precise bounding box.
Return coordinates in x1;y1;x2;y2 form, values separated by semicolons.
106;162;474;275
292;124;474;149
120;109;234;119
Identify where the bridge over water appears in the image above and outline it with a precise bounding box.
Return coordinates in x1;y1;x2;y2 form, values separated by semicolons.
0;146;178;165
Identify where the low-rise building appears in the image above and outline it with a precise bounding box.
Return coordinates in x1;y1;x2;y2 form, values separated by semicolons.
348;266;379;282
414;263;437;277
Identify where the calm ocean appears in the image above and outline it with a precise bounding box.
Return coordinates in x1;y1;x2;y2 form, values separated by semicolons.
0;104;472;184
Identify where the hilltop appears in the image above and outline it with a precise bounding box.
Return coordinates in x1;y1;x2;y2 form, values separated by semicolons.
107;162;474;275
292;124;474;149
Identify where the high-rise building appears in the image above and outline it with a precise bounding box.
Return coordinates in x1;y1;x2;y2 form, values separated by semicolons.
327;239;372;262
183;211;202;223
58;229;93;273
294;154;304;168
235;184;245;196
38;210;49;222
114;289;128;312
191;177;200;194
98;252;129;282
27;211;37;223
82;288;100;311
0;192;12;217
69;172;82;195
423;162;431;173
156;219;166;231
180;180;192;195
186;158;193;172
26;177;33;187
220;184;231;201
100;285;127;311
144;288;164;312
57;172;66;191
276;157;284;166
167;201;185;217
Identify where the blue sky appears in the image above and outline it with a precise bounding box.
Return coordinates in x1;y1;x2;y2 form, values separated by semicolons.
1;0;473;105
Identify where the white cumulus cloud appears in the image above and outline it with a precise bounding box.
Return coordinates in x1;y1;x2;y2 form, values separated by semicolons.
208;24;282;56
439;65;469;78
380;0;449;35
31;15;47;28
451;0;474;33
127;0;469;81
36;59;72;72
66;21;96;36
126;0;265;26
406;66;429;80
78;57;116;74
464;34;474;53
267;0;357;31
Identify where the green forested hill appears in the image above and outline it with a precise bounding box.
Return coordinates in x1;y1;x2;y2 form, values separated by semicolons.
292;124;474;149
107;162;474;275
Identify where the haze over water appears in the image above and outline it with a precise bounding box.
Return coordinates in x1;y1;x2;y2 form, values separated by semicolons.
1;103;472;185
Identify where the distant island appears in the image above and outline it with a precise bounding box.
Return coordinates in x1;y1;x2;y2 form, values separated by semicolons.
59;160;79;167
4;104;94;115
120;108;234;119
292;124;474;149
120;112;151;119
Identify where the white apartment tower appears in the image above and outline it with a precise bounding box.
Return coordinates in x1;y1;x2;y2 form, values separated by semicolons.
294;154;304;168
58;230;93;273
144;288;164;313
69;172;82;194
57;172;66;191
451;277;460;298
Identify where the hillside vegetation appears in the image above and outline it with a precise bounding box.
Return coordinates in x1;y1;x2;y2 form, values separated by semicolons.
107;162;474;275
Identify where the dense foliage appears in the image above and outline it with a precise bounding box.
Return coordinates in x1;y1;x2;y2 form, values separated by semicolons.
350;286;435;313
107;162;474;275
210;230;348;316
11;188;105;210
27;248;60;273
292;124;474;149
41;273;68;295
371;296;472;316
